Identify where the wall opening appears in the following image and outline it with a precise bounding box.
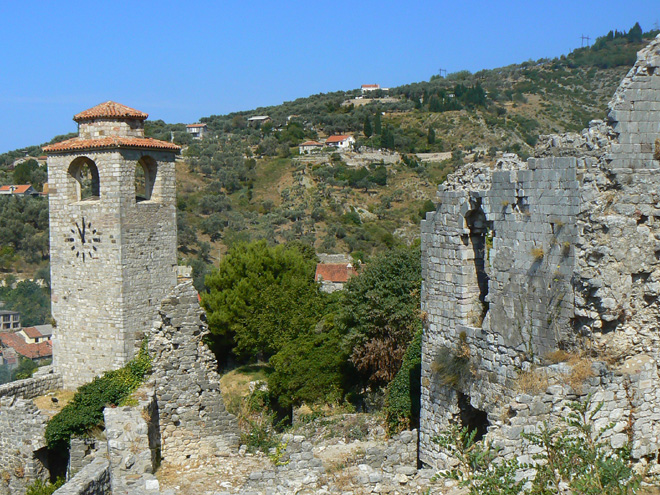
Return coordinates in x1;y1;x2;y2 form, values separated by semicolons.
465;200;491;324
67;157;100;202
458;392;490;442
135;156;158;202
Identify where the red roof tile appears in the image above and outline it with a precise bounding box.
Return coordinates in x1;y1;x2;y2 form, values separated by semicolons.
43;137;181;153
187;124;207;128
315;263;357;283
0;332;52;360
325;135;350;143
300;141;323;146
22;327;42;339
74;101;148;122
0;185;33;194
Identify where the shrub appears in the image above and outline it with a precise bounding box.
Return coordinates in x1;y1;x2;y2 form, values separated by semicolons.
25;478;64;495
434;398;641;495
45;341;151;451
430;341;471;389
384;328;422;434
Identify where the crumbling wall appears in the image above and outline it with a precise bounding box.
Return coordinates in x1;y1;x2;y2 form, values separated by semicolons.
52;458;111;495
420;35;660;468
0;396;50;493
149;281;239;464
0;371;62;493
0;368;62;400
420;156;580;464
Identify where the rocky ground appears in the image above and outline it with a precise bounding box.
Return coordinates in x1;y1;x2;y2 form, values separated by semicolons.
157;413;461;495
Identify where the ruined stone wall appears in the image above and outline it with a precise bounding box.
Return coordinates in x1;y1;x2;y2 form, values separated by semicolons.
420;35;660;467
0;369;61;400
420;156;580;464
149;281;239;464
0;396;49;491
48;148;177;388
52;458;111;495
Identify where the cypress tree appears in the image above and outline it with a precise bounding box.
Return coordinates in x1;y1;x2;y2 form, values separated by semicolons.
374;112;382;135
364;116;373;138
427;127;435;145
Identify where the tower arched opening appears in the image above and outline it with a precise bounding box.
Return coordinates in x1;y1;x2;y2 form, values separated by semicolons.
67;157;100;202
135;156;158;202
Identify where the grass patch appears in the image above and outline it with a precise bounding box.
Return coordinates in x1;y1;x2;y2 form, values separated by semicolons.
219;363;273;416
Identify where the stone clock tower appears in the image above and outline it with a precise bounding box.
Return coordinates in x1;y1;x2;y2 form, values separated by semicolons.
44;101;180;388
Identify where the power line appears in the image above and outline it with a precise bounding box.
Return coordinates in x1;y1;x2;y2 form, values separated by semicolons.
581;35;591;48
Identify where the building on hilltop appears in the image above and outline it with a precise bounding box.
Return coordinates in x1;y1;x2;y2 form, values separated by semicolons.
186;123;208;139
43;100;180;389
420;35;660;467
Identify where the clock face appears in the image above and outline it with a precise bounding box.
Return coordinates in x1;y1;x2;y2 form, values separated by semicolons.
65;217;101;262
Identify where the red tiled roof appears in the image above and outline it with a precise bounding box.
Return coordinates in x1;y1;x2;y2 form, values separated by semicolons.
43;137;181;153
74;101;148;122
325;135;350;143
315;263;357;283
300;141;323;146
187;124;207;128
0;185;33;194
22;327;42;339
0;332;52;360
362;84;379;88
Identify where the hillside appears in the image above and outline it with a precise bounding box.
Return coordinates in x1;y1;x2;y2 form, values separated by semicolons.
0;23;657;294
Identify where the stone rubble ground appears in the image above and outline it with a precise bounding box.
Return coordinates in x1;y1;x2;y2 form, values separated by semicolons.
157;414;464;495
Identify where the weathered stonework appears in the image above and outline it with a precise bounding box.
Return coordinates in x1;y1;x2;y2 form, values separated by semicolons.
52;457;111;495
44;102;180;388
420;35;660;467
149;281;240;463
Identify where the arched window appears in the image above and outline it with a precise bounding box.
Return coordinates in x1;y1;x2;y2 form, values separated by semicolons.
67;157;100;202
135;156;157;202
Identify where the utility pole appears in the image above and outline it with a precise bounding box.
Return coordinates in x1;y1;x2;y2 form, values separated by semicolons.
581;35;591;48
438;68;447;78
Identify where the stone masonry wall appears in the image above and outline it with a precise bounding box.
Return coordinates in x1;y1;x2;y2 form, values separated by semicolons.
52;458;111;495
48;146;177;388
149;281;239;464
0;396;50;492
0;369;61;400
420;35;660;468
420;156;580;464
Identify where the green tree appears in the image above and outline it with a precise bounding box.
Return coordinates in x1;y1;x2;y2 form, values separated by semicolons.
0;279;51;326
339;244;422;386
268;313;351;411
12;159;39;184
202;240;326;360
427;127;436;145
374;112;382;135
363;116;373;138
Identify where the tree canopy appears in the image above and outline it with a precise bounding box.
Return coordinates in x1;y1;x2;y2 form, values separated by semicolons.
202;240;325;360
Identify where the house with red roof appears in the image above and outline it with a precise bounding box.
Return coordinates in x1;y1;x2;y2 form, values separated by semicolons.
325;135;355;150
299;141;324;154
186;123;208;139
315;262;358;293
0;185;38;196
0;331;52;363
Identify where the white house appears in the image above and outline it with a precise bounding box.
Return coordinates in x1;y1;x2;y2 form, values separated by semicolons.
325;135;355;150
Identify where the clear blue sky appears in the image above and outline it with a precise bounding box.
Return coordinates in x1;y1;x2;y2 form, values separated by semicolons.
0;0;658;154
